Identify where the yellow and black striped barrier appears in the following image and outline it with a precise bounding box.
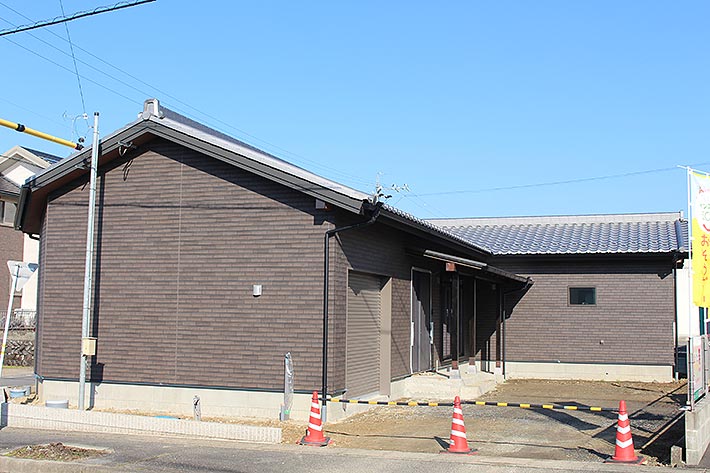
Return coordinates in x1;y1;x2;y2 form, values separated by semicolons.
327;398;613;412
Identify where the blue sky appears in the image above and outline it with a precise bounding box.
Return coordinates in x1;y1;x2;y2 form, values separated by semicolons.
1;1;708;218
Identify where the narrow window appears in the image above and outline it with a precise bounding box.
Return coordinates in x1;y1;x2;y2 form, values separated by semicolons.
569;287;596;305
0;200;16;226
4;201;16;225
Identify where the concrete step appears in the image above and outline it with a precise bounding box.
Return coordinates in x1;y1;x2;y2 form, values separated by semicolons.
396;370;501;401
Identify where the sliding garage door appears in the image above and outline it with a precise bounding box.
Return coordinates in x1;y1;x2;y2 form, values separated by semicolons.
346;272;383;398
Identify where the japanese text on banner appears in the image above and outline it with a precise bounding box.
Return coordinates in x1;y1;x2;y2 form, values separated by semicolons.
692;172;710;306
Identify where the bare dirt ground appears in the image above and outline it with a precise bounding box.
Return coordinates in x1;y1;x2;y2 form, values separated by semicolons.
72;378;687;465
278;379;687;465
5;442;108;461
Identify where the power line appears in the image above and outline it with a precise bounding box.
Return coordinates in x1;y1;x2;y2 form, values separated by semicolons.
1;17;371;188
0;3;374;188
413;164;710;197
1;34;142;105
0;97;68;129
0;0;155;37
58;0;86;116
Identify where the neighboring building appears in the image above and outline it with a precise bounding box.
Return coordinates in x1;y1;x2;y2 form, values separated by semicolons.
15;99;529;418
431;213;688;381
0;146;60;314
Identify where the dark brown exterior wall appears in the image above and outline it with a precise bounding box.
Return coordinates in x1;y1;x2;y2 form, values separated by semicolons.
329;217;452;391
36;138;475;393
494;258;675;366
0;223;23;310
38;139;336;391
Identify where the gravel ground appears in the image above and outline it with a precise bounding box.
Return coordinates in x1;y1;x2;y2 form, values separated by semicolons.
84;378;688;466
289;379;688;465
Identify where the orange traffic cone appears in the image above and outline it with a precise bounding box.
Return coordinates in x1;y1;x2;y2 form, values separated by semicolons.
441;396;477;455
605;400;644;464
299;391;331;447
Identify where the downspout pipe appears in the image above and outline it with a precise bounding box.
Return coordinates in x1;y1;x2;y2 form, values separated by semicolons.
321;200;382;422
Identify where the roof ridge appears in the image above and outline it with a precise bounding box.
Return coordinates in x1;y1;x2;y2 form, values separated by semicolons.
430;212;683;228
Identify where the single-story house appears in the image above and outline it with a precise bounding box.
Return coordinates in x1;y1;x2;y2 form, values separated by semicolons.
14;99;530;418
431;213;688;381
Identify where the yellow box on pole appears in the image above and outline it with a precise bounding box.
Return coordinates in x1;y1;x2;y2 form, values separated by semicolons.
81;337;97;356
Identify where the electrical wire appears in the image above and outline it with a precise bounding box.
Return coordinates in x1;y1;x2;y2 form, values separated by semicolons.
1;34;142;105
0;2;374;188
58;0;86;117
3;4;700;203
0;97;68;129
0;0;155;37
413;164;710;197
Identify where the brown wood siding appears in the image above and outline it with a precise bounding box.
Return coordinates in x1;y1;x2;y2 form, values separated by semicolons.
38;139;334;391
496;258;675;366
36;212;47;374
332;220;447;383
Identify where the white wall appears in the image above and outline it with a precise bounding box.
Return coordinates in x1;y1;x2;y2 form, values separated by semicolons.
20;234;39;311
677;261;701;343
4;164;35;186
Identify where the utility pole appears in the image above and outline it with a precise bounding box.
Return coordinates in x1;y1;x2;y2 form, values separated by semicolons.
78;112;99;410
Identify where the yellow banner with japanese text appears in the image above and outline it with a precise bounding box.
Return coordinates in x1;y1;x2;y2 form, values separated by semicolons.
692;171;710;307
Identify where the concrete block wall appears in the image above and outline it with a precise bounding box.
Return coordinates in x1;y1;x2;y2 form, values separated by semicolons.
686;396;710;465
0;402;281;443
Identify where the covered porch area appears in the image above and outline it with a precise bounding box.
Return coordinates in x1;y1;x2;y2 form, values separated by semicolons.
410;250;532;380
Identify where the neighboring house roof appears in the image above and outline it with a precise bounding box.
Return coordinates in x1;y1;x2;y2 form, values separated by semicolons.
22;147;63;164
0;175;20;197
16;99;492;259
429;212;688;256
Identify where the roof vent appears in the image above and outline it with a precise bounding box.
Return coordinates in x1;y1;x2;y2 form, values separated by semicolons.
139;98;163;120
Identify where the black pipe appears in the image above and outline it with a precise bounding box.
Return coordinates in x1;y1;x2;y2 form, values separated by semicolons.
321;201;382;422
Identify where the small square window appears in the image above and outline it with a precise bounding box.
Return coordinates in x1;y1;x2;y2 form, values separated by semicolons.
569;287;596;305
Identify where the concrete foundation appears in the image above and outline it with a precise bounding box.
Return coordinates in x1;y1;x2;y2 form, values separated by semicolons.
503;361;674;382
39;379;373;423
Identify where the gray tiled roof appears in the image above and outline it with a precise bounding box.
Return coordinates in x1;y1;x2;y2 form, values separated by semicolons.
0;175;19;196
23;147;63;164
428;213;688;255
24;99;491;257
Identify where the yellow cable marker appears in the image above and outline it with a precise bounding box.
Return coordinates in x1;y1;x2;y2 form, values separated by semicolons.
520;403;531;408
408;401;417;406
476;401;485;406
590;407;602;411
368;400;377;405
564;406;578;410
428;402;438;407
388;401;396;405
0;117;83;150
542;404;554;409
497;402;508;407
349;399;358;404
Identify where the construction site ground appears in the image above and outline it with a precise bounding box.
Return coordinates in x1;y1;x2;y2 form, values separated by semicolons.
276;379;687;465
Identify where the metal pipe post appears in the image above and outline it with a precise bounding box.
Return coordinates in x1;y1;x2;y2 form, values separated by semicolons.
79;112;99;410
0;265;20;379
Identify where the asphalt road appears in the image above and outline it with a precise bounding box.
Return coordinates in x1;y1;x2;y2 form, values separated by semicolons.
0;367;34;388
0;427;698;473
